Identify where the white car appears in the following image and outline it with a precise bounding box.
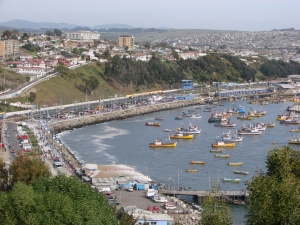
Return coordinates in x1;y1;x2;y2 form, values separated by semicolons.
154;197;168;203
127;187;133;192
164;203;176;209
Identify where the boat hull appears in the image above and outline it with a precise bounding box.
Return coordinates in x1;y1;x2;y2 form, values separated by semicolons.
234;170;249;175
149;143;177;147
214;154;229;158
222;178;241;183
212;143;235;147
228;162;243;166
210;149;223;153
190;161;206;165
186;169;197;172
170;134;194;139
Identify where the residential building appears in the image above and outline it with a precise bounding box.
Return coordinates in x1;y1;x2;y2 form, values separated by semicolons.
0;39;19;57
65;31;100;40
118;35;134;48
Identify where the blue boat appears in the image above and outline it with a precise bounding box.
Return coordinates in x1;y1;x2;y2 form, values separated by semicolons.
237;105;246;114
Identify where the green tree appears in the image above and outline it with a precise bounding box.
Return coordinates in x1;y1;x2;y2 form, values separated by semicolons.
0;176;118;224
54;63;70;79
246;146;300;225
28;92;37;102
21;32;30;40
45;30;54;36
9;153;51;185
1;30;12;39
200;180;232;225
53;28;62;37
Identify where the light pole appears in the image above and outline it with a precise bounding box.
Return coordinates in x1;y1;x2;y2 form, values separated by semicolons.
207;171;210;192
169;177;175;197
144;162;147;177
218;169;220;187
177;169;182;190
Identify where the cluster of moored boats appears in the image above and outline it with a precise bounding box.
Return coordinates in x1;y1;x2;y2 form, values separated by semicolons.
145;100;300;183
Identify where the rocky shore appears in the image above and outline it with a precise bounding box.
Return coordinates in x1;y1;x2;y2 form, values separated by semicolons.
47;98;206;169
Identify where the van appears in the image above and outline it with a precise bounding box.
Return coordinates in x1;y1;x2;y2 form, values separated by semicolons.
54;161;63;168
146;189;158;198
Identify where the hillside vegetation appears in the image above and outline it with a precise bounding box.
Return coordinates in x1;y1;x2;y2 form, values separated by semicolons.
5;54;300;106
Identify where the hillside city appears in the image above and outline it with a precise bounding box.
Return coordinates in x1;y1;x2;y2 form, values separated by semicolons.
0;28;300;79
1;25;300;225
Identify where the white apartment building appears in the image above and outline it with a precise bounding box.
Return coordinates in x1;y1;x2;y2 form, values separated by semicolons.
65;31;100;40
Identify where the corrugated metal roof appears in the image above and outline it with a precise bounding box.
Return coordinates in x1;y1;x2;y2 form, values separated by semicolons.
277;84;295;88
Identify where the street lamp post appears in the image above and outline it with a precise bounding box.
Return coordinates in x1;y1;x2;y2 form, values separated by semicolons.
207;171;210;192
169;177;175;197
177;169;182;190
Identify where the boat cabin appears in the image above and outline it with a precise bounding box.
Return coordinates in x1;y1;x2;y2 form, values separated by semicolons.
153;140;162;145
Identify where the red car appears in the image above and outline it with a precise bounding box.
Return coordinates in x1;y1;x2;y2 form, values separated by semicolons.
147;206;160;212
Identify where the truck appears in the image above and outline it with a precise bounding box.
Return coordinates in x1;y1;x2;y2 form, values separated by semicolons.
145;189;158;198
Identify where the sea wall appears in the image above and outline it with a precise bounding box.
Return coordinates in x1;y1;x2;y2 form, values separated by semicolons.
48;98;205;133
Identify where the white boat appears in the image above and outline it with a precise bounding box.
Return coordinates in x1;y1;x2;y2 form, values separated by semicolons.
238;128;262;135
164;129;172;132
177;127;201;134
190;114;202;119
216;130;243;142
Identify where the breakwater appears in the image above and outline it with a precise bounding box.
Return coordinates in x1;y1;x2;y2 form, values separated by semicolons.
48;98;205;133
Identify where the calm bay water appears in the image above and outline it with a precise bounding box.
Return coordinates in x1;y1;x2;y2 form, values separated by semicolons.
59;99;298;225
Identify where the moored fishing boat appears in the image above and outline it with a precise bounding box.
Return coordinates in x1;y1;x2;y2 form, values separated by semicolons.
177;126;201;134
266;122;275;128
290;128;300;132
145;121;160;126
210;149;223;153
175;115;183;120
228;162;243;166
288;138;300;144
222;178;241;183
212;141;235;147
190;114;202;119
149;139;177;147
164;129;172;132
234;170;249;175
280;119;300;124
186;169;197;172
214;154;230;158
214;121;236;127
190;160;206;165
238;127;262;135
169;133;194;139
237;115;252;120
215;130;243;142
155;116;164;120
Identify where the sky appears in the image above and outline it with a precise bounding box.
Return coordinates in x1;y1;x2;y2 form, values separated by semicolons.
0;0;299;31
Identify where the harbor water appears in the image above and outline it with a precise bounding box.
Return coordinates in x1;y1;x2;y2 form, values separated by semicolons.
59;99;298;224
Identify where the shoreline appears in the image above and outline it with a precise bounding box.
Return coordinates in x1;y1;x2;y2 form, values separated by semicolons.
46;98;206;170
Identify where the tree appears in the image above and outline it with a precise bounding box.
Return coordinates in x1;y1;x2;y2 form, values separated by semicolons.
9;154;51;185
53;29;62;37
21;32;30;40
1;30;12;39
0;176;118;224
200;180;233;225
28;92;37;102
246;146;300;225
54;64;70;78
45;30;54;36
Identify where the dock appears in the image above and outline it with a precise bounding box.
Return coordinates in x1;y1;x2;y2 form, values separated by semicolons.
159;189;248;204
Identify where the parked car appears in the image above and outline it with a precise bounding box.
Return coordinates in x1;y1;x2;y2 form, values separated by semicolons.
147;206;160;212
127;187;133;192
153;196;168;203
164;203;176;210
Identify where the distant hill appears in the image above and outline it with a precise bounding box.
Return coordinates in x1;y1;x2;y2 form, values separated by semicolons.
0;19;79;30
272;28;295;31
0;19;135;30
92;23;134;29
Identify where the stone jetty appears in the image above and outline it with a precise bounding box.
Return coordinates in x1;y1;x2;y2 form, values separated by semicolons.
48;98;205;133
